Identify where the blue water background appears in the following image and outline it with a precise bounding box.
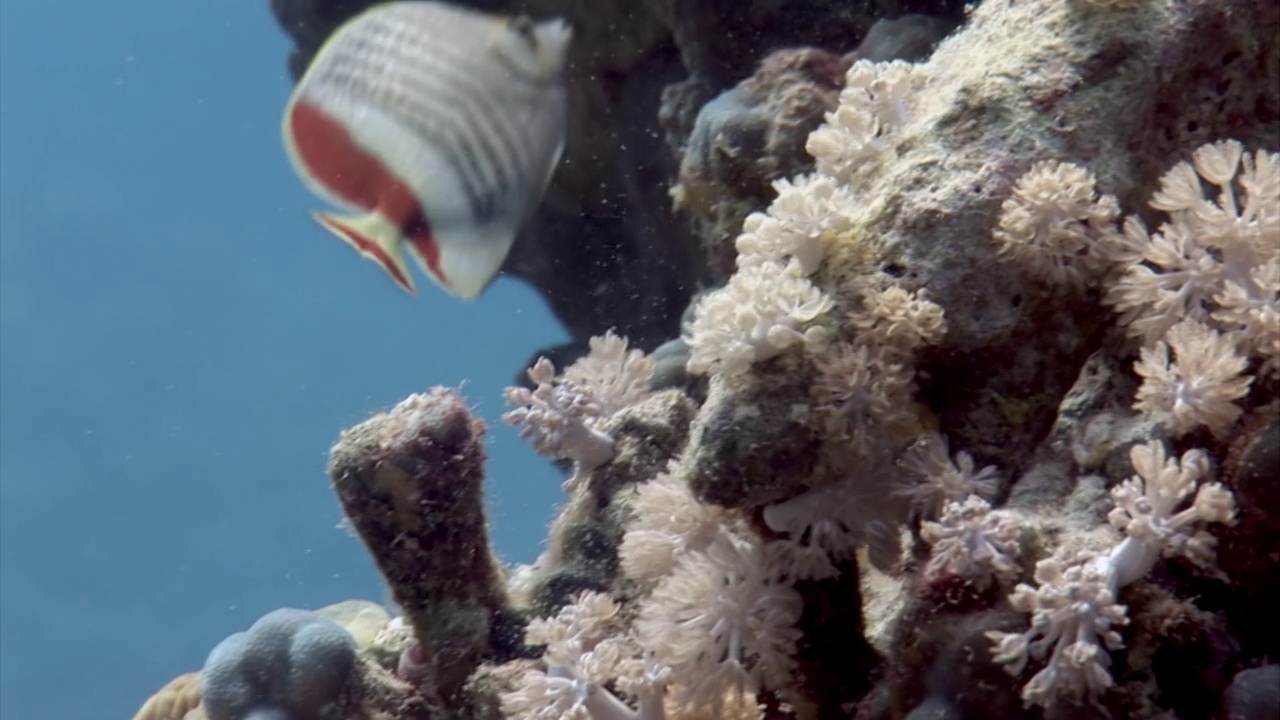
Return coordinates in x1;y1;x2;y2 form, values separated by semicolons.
0;2;568;716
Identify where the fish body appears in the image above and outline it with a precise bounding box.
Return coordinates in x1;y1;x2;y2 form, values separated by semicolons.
282;1;572;299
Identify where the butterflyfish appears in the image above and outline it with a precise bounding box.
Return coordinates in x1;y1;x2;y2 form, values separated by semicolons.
282;1;572;299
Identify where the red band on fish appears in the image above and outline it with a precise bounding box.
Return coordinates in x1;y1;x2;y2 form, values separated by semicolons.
289;100;447;283
289;101;385;211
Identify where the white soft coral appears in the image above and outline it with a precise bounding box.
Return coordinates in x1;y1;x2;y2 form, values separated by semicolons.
987;440;1237;708
502;593;668;720
762;480;864;581
618;462;731;587
987;553;1129;708
684;260;832;377
634;534;803;714
735;174;856;275
806;60;927;184
993;160;1122;287
1132;317;1253;437
1106;140;1280;373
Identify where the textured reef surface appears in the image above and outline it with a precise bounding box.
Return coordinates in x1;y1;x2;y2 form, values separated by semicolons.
136;0;1278;718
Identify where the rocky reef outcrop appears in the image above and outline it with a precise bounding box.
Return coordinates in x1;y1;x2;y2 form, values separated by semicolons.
135;1;1277;718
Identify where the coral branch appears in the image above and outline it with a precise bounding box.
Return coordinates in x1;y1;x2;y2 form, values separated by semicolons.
327;387;508;703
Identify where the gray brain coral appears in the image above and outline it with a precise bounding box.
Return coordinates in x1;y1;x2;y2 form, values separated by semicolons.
200;608;358;720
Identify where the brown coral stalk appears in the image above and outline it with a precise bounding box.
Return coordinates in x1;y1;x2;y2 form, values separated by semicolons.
327;387;508;704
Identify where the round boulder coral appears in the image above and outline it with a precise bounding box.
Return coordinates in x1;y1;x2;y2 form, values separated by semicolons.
200;608;358;720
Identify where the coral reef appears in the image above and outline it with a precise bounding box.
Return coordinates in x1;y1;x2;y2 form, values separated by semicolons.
141;0;1278;718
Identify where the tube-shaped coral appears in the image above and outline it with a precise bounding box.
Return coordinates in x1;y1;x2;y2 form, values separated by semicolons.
327;387;508;701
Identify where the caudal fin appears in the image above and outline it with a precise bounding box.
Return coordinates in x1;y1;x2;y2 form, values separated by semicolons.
313;211;417;295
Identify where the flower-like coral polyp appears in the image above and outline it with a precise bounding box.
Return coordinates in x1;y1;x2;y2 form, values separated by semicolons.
987;440;1237;707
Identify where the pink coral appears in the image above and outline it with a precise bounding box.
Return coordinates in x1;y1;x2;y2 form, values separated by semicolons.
1104;440;1236;585
987;553;1130;708
503;332;658;492
561;331;655;416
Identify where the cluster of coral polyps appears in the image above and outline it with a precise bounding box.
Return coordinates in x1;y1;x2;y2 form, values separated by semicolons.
137;0;1278;718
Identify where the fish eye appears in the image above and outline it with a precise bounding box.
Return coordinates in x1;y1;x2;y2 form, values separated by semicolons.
509;16;538;49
